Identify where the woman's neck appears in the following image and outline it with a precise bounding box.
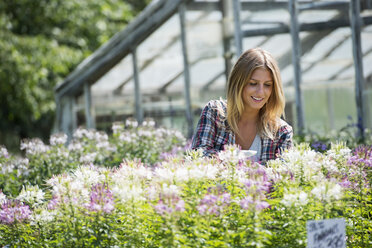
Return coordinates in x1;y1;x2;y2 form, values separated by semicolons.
239;109;259;125
236;112;259;150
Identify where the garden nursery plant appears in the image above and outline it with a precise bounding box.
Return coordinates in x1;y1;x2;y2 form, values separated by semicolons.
0;121;371;247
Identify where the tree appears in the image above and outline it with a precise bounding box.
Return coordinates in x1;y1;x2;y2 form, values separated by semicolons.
0;0;151;151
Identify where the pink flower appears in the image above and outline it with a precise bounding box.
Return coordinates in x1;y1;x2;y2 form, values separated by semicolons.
47;196;59;210
154;201;173;215
175;199;185;212
240;196;254;210
86;183;115;214
255;201;270;210
0;200;32;225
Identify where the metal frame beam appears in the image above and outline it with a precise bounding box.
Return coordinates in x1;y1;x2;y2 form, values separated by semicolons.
242;15;372;37
350;0;367;138
233;0;243;56
132;48;144;124
179;3;194;138
55;0;193;99
187;1;349;12
84;82;95;129
113;11;210;95
289;0;305;134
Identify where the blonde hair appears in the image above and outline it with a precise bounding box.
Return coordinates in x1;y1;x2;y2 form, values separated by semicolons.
226;48;285;140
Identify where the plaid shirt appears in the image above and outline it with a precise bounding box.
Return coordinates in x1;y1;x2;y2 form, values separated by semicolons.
191;100;293;164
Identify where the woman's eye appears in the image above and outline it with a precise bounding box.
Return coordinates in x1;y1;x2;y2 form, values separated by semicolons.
265;84;272;87
249;82;257;86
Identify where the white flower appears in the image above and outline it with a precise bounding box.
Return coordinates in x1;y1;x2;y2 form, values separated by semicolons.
31;209;57;225
20;138;49;155
0;191;7;205
326;143;351;162
138;130;153;137
174;167;190;182
275;147;329;183
218;145;246;164
154;167;175;182
79;153;97;164
119;133;132;142
161;184;179;199
143;119;156;127
281;193;297;207
328;184;342;200
281;190;308;207
145;186;158;201
17;185;45;207
311;181;343;202
322;159;339;174
0;147;9;158
69;180;85;194
47;174;73;197
50;133;68;146
73;165;105;186
68;141;83;151
112;184;145;203
126;119;138;128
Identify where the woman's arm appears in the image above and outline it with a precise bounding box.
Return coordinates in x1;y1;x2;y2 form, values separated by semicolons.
277;124;293;152
191;102;219;157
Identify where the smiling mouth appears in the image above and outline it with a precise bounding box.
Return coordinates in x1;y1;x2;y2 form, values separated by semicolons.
251;96;264;101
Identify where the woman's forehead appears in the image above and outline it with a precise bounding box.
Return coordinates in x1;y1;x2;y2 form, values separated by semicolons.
250;67;273;80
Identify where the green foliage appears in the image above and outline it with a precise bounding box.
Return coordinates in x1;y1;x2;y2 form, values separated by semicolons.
1;141;371;247
0;123;186;196
0;0;150;151
294;119;372;153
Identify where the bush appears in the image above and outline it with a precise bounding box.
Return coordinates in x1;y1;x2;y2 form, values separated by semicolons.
0;140;371;247
0;121;186;196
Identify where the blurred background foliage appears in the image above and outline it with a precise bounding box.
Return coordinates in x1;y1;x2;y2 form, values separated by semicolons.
0;0;151;152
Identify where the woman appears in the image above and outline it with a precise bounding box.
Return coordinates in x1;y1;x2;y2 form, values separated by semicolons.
191;48;293;164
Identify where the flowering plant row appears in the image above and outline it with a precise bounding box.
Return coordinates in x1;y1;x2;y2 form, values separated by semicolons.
0;120;186;196
0;126;371;247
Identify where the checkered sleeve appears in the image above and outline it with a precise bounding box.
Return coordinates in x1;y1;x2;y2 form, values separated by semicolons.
260;121;293;164
191;101;219;157
276;124;293;153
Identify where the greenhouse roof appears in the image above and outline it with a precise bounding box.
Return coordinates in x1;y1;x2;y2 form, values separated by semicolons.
86;1;372;101
54;0;372;137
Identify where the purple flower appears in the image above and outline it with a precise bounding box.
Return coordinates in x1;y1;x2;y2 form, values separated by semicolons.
208;205;220;215
197;204;208;215
154;200;173;215
348;146;372;169
184;140;192;151
221;193;231;205
47;196;59;210
311;141;328;152
240;196;254;210
0;200;32;225
86;183;115;214
243;179;254;188
197;192;231;216
339;178;352;188
255;201;270;210
154;198;185;216
201;194;218;205
175;199;185;212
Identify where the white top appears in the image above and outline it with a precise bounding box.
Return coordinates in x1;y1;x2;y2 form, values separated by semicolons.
249;134;262;162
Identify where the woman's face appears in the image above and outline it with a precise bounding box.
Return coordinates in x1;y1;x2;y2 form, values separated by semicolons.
242;67;273;112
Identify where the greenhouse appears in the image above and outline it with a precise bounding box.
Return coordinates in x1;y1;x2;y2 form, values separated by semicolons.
54;0;372;139
1;0;372;247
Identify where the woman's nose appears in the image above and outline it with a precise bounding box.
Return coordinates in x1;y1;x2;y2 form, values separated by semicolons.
256;84;264;94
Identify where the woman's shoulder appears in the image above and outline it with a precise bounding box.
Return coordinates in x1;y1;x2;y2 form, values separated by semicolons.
205;99;227;109
202;99;227;115
275;118;293;135
201;99;228;127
